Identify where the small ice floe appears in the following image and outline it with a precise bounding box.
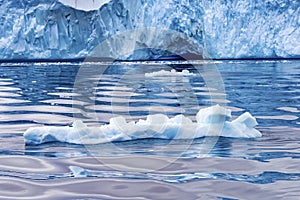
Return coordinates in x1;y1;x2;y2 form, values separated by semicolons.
24;105;261;145
145;69;195;77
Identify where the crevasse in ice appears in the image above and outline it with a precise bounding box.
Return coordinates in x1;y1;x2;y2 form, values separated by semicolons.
0;0;299;60
24;105;262;145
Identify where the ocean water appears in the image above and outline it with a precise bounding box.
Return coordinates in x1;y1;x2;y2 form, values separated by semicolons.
0;60;299;199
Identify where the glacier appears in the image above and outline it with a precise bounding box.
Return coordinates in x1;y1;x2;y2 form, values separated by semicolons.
0;0;299;60
24;105;262;145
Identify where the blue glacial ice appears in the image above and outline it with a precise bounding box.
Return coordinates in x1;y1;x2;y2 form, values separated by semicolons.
24;105;262;145
0;0;299;60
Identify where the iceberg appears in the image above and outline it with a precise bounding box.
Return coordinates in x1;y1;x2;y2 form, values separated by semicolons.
0;0;299;60
24;105;261;145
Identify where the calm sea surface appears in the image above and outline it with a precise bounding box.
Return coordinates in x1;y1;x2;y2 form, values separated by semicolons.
0;60;299;199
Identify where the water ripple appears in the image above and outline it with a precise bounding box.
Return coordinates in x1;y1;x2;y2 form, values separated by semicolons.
0;61;300;199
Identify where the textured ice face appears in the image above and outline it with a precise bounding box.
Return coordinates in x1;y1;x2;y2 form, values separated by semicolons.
196;105;231;124
0;0;299;60
24;105;262;145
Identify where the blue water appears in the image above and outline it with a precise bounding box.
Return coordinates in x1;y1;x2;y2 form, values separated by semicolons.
0;60;299;199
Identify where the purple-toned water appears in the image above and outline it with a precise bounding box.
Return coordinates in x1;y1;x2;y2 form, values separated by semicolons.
0;60;299;199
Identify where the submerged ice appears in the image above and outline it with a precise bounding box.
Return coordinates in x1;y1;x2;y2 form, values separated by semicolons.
24;105;261;145
0;0;299;60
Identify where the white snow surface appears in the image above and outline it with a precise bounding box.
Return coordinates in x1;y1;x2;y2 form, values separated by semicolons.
58;0;110;11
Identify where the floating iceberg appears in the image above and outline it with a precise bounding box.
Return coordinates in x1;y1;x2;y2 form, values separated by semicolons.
145;69;195;77
24;105;261;145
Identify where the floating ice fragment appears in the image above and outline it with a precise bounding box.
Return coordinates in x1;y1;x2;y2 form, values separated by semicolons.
145;69;195;77
24;105;262;145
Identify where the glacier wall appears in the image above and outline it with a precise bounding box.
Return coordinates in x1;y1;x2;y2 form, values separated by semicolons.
0;0;299;60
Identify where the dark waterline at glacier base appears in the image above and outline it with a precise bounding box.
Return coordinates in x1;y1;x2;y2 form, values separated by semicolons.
2;56;300;64
0;60;300;199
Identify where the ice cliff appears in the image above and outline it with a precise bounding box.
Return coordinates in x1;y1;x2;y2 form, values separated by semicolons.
0;0;299;60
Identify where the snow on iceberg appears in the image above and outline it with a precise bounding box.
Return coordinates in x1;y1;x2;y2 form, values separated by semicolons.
24;105;261;145
145;69;195;77
58;0;110;11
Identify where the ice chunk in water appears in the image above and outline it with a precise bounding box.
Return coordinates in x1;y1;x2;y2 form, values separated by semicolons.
145;69;195;77
24;105;261;145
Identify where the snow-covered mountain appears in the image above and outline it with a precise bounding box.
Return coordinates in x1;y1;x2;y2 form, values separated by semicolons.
0;0;299;60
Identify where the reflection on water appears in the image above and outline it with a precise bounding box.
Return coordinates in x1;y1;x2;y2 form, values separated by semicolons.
0;60;300;199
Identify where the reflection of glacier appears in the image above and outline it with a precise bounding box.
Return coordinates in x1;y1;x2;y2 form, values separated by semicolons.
0;0;299;60
24;105;261;145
